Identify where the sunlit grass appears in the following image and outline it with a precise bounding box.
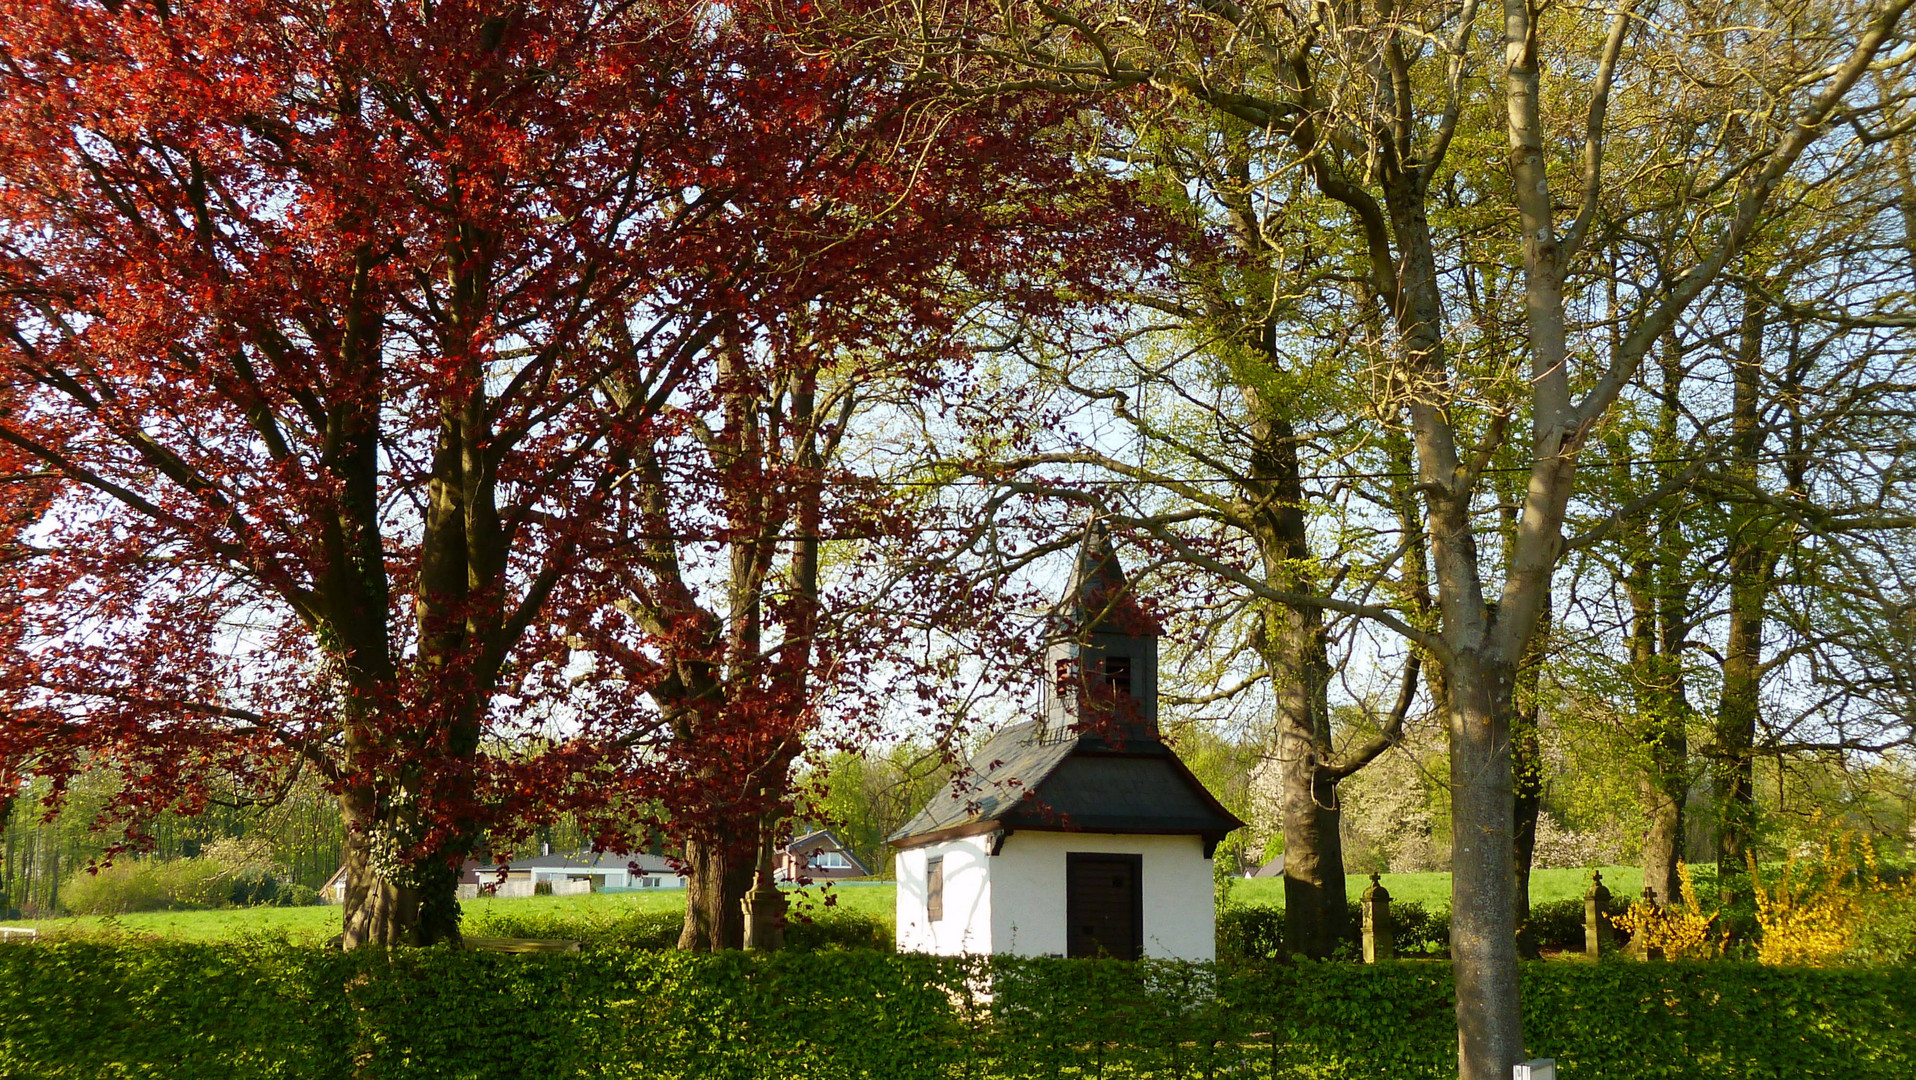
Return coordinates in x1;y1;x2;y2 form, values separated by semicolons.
1227;865;1642;909
3;868;1636;941
2;881;896;941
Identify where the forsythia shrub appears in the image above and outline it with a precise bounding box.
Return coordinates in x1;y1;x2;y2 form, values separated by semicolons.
1752;832;1913;966
1609;862;1724;960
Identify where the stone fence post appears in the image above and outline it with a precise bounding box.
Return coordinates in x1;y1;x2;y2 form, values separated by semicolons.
1584;869;1612;958
1361;872;1393;963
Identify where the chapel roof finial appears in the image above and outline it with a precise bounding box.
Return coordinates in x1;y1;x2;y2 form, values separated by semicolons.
1058;516;1160;636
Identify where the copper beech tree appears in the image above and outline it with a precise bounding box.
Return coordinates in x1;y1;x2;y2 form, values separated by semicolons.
0;0;1122;947
562;64;1145;951
0;0;727;948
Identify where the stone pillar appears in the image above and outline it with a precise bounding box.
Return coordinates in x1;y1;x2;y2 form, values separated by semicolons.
742;871;786;951
1584;869;1612;958
1361;872;1394;963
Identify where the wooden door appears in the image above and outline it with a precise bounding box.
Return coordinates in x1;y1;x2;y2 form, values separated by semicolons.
1066;853;1142;960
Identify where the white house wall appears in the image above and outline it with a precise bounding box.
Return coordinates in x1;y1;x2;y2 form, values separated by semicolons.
895;837;993;955
989;832;1215;961
895;831;1216;961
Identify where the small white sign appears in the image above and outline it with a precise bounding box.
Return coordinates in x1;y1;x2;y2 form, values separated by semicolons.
1514;1059;1557;1080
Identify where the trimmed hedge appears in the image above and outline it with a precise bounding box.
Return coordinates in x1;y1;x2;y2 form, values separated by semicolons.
459;907;890;952
2;942;1910;1079
1218;897;1638;961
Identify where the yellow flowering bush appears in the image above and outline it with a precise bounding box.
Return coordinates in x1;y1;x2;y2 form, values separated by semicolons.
1749;832;1911;967
1608;862;1724;960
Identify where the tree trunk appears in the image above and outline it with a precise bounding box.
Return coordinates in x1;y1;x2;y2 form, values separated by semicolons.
1510;619;1546;959
1274;717;1345;958
1511;733;1540;958
44;829;57;916
679;833;755;950
1714;570;1763;897
1633;338;1695;908
1445;654;1523;1075
414;850;465;946
337;787;458;950
1640;775;1685;904
16;828;33;914
1634;597;1689;907
1388;174;1529;1075
1262;590;1341;958
1504;488;1552;960
0;792;13;916
339;826;421;949
1715;290;1769;901
1241;379;1345;959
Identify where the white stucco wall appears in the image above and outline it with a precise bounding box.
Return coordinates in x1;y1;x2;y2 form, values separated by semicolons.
895;836;993;955
895;831;1216;961
991;832;1215;961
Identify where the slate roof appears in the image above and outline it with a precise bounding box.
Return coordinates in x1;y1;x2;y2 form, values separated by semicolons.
887;721;1243;848
784;829;872;875
1250;854;1285;878
1058;519;1162;636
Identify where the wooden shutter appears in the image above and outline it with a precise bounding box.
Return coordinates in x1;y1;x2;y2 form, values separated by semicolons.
1066;853;1142;960
926;856;944;922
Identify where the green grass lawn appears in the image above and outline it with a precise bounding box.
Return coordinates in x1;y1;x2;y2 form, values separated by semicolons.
1227;865;1641;909
2;868;1633;941
0;881;897;941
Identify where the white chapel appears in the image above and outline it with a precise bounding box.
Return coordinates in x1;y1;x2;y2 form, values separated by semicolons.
889;524;1243;961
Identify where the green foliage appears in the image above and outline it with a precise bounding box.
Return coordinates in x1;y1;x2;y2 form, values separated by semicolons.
1220;896;1655;960
459;906;889;953
56;861;172;915
6;883;897;942
1161;726;1262;878
1524;897;1633;953
780;910;892;952
2;772;344;919
1216;903;1284;960
1218;901;1450;959
1227;866;1644;911
1847;863;1916;964
809;743;951;877
462;905;686;947
58;838;320;915
1384;901;1451;956
0;939;353;1080
2;943;1912;1079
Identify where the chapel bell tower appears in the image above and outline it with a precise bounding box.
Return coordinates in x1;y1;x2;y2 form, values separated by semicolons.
1043;520;1161;744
